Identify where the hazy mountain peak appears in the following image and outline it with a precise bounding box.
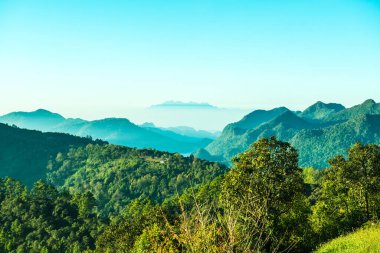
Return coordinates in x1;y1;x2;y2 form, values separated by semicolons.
151;101;218;110
140;122;156;128
93;117;134;125
33;109;65;118
232;107;289;130
2;109;65;119
270;111;312;128
362;99;376;106
0;109;66;131
301;101;345;120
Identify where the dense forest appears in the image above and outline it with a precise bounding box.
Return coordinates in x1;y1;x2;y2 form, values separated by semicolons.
197;99;380;168
0;123;105;186
1;121;380;252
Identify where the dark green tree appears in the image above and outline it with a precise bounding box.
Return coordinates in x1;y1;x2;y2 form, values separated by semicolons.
312;142;380;241
221;137;311;252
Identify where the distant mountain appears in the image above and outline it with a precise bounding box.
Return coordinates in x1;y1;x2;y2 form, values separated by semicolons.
231;107;290;131
151;101;218;109
324;99;380;122
141;123;220;139
0;109;65;131
199;107;292;160
0;110;211;154
196;100;380;168
166;126;221;139
201;110;318;163
292;113;380;168
0;123;102;186
301;101;345;121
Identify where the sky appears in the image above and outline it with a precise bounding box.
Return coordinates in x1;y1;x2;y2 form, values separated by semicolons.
1;0;380;129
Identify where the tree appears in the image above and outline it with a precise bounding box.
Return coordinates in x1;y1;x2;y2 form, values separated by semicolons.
221;137;310;252
312;142;380;241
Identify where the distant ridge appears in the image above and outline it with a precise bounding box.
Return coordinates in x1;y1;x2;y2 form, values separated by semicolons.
301;101;345;121
0;110;213;154
151;101;218;109
195;99;380;168
0;109;65;131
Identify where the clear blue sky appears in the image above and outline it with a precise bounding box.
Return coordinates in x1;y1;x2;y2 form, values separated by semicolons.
0;0;380;122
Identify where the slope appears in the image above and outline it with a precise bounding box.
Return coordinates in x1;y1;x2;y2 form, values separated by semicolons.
0;110;211;154
0;123;103;186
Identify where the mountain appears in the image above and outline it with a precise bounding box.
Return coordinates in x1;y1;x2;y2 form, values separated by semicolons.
0;123;103;186
0;109;65;131
141;123;220;139
151;101;218;110
324;99;380;122
198;107;291;161
0;110;212;154
291;113;380;168
230;107;290;131
300;101;345;121
196;100;380;168
201;110;317;164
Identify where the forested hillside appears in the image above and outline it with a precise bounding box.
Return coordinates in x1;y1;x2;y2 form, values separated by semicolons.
46;144;227;217
197;99;380;168
0;123;104;186
2;138;380;252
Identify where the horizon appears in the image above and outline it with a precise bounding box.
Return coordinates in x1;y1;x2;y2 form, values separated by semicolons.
0;98;377;131
1;1;380;117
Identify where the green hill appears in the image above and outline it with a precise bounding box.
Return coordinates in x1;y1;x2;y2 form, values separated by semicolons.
0;122;227;216
199;110;319;164
301;101;345;121
0;123;103;186
291;114;380;168
197;100;380;168
47;144;228;217
316;224;380;253
324;99;380;122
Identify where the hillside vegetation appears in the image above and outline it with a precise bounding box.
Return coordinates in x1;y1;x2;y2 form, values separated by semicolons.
0;123;103;186
197;99;380;168
316;224;380;253
47;144;228;217
2;103;380;252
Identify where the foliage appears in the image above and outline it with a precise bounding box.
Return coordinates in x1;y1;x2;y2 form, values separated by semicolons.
316;223;380;253
198;100;380;169
2;129;380;252
47;144;228;217
0;123;103;186
220;137;311;252
0;178;103;253
311;142;380;242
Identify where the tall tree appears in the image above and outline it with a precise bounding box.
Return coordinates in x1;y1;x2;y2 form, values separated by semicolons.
312;142;380;242
221;137;310;252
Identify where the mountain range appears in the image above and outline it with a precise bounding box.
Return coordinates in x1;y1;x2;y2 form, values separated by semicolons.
195;99;380;168
0;110;216;154
2;99;380;169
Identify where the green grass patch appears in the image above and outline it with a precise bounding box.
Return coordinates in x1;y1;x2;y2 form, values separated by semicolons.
316;224;380;253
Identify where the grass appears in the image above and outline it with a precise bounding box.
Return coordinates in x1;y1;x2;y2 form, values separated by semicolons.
316;224;380;253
